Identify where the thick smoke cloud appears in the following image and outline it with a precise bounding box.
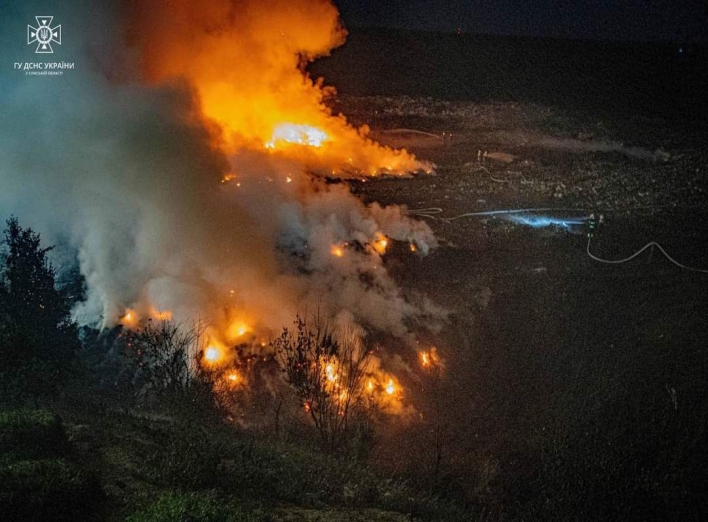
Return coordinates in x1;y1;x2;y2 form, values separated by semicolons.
0;0;439;351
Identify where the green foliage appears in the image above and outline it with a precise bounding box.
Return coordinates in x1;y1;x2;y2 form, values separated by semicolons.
0;217;80;400
0;408;68;460
140;421;470;520
0;457;102;521
0;407;101;521
0;408;55;428
126;491;272;522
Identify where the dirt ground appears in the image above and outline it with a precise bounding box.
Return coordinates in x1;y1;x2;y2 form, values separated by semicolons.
340;96;708;515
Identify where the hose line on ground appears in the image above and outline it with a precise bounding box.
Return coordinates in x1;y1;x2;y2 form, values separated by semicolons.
586;237;708;273
404;206;708;274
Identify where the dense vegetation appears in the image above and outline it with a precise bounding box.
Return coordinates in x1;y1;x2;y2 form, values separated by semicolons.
0;218;470;521
2;213;707;521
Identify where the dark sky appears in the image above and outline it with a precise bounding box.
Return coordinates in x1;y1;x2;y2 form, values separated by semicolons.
336;0;708;42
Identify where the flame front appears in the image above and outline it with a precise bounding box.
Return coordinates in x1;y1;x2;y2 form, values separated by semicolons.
110;0;439;418
128;0;430;176
266;124;328;149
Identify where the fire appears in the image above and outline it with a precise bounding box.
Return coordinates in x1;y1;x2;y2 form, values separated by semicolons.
226;371;240;385
421;352;430;367
150;308;173;321
227;322;250;339
121;309;137;326
128;0;431;176
265;124;328;149
120;307;174;328
204;346;221;363
326;363;337;383
372;234;388;255
420;347;440;369
331;245;344;258
385;379;396;395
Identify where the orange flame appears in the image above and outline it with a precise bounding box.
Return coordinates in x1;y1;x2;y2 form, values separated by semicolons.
420;347;441;369
121;308;138;327
127;0;430;176
385;379;396;395
204;346;221;363
372;233;388;255
226;371;241;385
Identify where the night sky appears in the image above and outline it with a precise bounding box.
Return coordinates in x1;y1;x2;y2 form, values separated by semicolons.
337;0;708;42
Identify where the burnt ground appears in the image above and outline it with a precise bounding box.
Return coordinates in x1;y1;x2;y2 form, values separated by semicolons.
331;93;708;518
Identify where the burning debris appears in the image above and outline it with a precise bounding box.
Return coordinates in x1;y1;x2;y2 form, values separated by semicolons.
0;0;450;423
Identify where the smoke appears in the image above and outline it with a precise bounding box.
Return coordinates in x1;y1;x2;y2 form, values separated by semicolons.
125;0;430;175
0;0;440;353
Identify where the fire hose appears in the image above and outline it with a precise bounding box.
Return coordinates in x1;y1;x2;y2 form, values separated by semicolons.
405;207;708;274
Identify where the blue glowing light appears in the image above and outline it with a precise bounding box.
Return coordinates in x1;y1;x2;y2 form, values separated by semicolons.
506;214;589;229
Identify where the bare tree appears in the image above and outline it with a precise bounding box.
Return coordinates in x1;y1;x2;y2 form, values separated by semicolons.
274;314;373;450
127;319;216;413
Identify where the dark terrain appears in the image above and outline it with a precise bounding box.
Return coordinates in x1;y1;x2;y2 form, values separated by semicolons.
312;30;708;519
2;29;707;521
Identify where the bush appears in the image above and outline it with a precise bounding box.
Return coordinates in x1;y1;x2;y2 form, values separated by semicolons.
126;490;271;522
141;421;472;520
0;458;102;521
274;315;375;452
0;408;68;460
126;320;224;420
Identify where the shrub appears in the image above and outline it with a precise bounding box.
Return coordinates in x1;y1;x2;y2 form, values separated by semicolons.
274;315;374;451
0;408;68;460
126;320;223;420
126;490;271;522
0;458;102;521
140;421;473;519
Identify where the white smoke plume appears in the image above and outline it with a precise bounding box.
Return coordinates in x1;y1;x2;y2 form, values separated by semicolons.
0;0;439;351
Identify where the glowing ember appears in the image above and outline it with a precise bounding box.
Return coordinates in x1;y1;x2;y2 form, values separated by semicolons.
204;346;220;363
385;379;396;395
265;124;328;149
121;309;138;326
150;308;173;321
331;245;344;258
226;320;250;340
410;243;417;253
226;371;240;384
421;352;430;367
326;364;337;383
367;379;375;392
372;233;388;255
420;348;440;369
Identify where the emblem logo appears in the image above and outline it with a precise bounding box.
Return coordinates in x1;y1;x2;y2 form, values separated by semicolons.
28;16;61;54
